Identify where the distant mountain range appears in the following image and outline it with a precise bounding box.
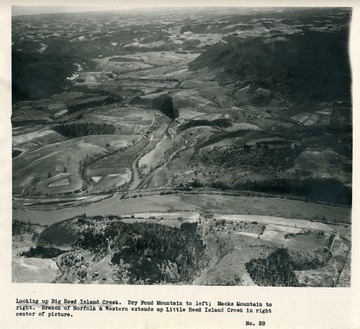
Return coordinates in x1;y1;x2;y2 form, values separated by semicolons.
189;31;351;109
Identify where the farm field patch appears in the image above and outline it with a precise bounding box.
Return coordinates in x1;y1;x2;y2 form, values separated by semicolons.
146;167;169;188
13;135;139;195
139;139;174;174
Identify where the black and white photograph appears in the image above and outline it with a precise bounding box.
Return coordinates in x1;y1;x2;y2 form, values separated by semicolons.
3;1;360;328
10;5;353;288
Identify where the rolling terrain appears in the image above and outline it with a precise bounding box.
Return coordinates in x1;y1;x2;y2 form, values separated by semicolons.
12;7;352;286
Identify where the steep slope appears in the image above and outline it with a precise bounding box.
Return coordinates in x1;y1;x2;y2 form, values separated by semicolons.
36;216;208;284
189;31;351;109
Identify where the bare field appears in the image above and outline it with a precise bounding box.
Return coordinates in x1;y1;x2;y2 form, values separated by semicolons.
172;90;220;113
285;231;332;250
13;129;61;146
13;139;107;195
77;135;136;149
12;109;51;122
55;250;114;285
12;126;67;152
93;52;198;72
90;170;132;193
12;257;60;283
168;147;194;172
202;131;265;149
85;138;149;191
291;112;320;126
331;235;351;257
291;149;351;184
180;80;219;89
195;130;267;151
180;194;351;224
51;91;85;101
177;107;207;119
194;251;257;286
12;235;60;283
87;138;147;171
223;123;262;132
137;51;199;66
146;167;169;188
74;107;153;131
194;233;274;286
13;135;138;195
139;139;174;174
294;255;348;287
215;214;335;232
120;214;198;228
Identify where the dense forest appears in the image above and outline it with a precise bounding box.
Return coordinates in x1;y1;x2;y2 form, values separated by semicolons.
37;216;208;284
245;248;325;286
189;31;351;108
52;123;116;138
